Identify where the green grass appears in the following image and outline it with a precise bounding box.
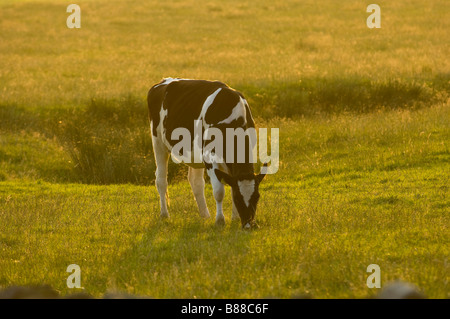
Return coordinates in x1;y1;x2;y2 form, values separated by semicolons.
1;105;449;298
0;0;449;298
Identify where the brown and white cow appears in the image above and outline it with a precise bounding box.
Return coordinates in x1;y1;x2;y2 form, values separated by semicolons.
147;78;266;229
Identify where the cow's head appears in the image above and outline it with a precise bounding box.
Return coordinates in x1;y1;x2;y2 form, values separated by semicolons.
214;163;267;230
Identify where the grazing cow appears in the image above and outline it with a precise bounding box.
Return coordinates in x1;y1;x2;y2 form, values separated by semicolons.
147;78;267;229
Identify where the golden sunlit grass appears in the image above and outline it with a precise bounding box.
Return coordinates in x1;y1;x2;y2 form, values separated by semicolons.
0;0;448;108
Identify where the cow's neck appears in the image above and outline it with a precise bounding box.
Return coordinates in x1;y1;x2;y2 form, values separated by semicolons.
229;163;254;179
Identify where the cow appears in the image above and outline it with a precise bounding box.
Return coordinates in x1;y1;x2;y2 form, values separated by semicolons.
147;78;267;229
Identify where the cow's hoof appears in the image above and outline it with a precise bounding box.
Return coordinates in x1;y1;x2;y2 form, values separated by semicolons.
200;213;211;219
231;216;240;222
243;222;259;230
160;213;169;219
215;217;225;227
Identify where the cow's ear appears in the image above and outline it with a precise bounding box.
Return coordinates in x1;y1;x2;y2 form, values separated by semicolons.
214;169;236;187
256;163;268;184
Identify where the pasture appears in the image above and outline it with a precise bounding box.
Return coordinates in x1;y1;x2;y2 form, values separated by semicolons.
0;0;449;298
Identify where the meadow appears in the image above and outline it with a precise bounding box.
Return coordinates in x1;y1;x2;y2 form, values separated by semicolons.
0;0;449;298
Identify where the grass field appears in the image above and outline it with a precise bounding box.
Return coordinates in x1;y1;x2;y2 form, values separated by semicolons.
0;0;449;298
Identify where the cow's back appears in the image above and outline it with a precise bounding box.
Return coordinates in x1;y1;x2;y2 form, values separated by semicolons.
147;79;255;149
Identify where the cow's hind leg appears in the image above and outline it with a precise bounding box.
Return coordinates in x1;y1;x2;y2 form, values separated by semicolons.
152;135;170;218
207;167;226;226
188;167;210;219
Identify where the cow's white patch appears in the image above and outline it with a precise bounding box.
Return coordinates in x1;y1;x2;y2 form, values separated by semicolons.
153;77;186;88
218;98;246;125
198;88;222;124
237;179;255;207
158;105;172;150
242;98;254;123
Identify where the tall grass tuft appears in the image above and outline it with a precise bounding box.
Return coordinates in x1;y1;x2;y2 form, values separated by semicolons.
238;75;446;118
1;75;448;185
53;96;149;184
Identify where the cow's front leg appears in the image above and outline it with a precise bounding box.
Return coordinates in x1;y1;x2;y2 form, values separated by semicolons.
207;167;225;226
188;167;210;219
